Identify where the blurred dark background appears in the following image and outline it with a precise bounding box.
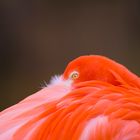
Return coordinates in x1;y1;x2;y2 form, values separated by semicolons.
0;0;140;111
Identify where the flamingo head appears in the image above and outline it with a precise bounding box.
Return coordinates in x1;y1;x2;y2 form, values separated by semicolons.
63;55;121;85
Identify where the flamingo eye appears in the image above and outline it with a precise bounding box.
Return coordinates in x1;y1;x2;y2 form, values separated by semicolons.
69;71;79;80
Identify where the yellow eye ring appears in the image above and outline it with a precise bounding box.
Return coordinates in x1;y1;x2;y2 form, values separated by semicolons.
69;71;79;80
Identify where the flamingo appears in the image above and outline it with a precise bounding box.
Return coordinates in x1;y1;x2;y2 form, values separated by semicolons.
0;55;140;140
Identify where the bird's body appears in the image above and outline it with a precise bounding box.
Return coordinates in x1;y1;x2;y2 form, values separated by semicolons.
1;55;140;140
